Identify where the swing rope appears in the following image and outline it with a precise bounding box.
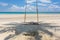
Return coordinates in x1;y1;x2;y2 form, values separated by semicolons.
24;0;39;23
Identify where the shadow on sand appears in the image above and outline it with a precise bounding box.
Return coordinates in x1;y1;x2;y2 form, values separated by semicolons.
0;22;60;40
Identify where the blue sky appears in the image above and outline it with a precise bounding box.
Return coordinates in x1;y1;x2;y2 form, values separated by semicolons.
0;0;60;12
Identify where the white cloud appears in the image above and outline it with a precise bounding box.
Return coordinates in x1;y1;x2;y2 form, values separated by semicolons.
0;2;8;6
9;5;36;12
26;0;36;3
9;5;25;11
9;4;60;12
38;3;47;6
8;0;60;12
48;4;60;8
10;5;21;10
39;0;51;3
26;0;51;3
53;2;59;4
26;5;36;11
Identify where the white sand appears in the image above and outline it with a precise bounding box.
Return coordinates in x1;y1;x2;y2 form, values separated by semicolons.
0;14;60;40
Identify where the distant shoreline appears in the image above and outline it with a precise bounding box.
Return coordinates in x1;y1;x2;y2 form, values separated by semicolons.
0;12;60;14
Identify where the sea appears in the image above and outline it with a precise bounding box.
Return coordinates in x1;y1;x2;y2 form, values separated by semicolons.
0;12;60;14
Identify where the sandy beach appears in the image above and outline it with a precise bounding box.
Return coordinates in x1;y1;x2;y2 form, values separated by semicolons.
0;14;60;40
